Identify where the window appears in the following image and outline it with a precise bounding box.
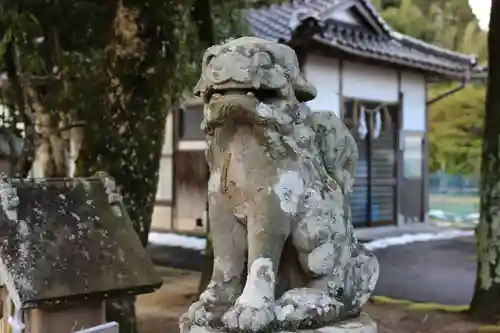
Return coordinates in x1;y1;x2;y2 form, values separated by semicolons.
178;105;205;141
403;134;423;179
400;132;425;222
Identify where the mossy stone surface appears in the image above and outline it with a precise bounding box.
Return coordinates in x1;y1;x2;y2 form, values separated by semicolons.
0;176;161;309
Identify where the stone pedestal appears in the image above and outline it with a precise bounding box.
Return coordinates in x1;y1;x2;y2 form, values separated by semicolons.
186;313;377;333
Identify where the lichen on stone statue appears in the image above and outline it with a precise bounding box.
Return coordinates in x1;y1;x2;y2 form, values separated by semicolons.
179;37;379;333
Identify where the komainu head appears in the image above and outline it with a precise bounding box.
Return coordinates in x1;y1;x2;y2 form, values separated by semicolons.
194;37;317;131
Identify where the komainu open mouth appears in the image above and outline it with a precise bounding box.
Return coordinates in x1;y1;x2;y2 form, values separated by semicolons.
205;87;281;104
202;87;282;130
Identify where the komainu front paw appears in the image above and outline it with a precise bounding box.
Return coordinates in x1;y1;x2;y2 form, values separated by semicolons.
222;299;276;332
275;288;343;330
180;299;216;329
179;288;233;332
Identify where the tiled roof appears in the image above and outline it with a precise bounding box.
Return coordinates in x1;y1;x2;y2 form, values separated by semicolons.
0;177;161;308
245;0;485;79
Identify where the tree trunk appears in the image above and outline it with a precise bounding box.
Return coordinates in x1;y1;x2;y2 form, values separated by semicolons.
469;1;500;321
75;1;192;332
28;2;72;179
190;0;216;296
4;40;38;177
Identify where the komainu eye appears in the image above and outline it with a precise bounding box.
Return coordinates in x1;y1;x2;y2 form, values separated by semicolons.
205;54;215;65
254;51;274;69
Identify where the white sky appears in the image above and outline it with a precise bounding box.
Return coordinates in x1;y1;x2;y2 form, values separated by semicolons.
469;0;491;30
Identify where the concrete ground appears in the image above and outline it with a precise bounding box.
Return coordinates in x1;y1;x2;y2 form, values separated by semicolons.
354;223;473;241
147;245;204;271
147;226;477;305
373;236;475;305
138;267;483;333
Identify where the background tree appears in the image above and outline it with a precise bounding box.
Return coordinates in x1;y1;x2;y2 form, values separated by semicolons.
469;1;500;320
375;0;487;177
1;0;280;331
428;85;484;175
73;1;194;332
0;2;48;177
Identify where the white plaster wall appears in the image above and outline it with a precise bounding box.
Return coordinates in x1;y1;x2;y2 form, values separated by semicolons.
151;206;172;231
156;112;174;201
161;113;174;156
342;61;399;102
326;8;359;25
400;71;426;131
303;55;341;116
156;157;173;200
153;112;174;231
320;1;361;25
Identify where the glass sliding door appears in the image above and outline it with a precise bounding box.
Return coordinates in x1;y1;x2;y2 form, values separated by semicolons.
343;99;399;227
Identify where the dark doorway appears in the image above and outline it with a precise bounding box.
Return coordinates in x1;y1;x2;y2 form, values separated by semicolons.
343;99;399;227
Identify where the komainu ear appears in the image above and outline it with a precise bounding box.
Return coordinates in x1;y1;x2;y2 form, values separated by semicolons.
292;73;317;102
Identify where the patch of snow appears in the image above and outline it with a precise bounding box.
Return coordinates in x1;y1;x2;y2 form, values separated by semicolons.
364;230;474;251
429;220;469;229
73;322;118;333
149;229;474;253
148;232;206;251
428;209;449;220
427;209;479;225
464;213;480;221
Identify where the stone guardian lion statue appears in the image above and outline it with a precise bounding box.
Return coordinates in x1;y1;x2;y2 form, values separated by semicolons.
180;37;379;333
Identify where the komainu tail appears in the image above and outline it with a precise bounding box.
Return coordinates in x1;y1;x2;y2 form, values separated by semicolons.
310;111;358;195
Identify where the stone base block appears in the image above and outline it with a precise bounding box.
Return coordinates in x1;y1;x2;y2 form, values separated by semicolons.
186;313;377;333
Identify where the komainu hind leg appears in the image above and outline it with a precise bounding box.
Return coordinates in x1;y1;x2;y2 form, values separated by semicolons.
275;287;343;330
341;245;379;312
276;247;379;329
275;237;379;330
274;237;345;330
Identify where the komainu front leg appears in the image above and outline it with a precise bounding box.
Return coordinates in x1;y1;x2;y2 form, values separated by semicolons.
180;200;247;332
222;203;291;332
222;257;277;332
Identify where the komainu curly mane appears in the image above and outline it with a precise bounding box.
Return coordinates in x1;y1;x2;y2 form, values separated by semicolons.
180;37;379;333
